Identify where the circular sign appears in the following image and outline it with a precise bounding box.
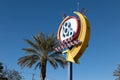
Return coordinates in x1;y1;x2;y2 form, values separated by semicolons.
58;16;80;41
56;12;90;63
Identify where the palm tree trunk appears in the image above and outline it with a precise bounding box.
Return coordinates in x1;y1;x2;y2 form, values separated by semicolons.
40;59;47;80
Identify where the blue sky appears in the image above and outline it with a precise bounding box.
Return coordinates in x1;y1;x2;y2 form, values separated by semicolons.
0;0;120;80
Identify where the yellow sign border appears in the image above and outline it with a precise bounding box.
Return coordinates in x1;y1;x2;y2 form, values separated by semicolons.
57;12;90;63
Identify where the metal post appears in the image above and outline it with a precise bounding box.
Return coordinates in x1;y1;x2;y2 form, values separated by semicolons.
68;62;72;80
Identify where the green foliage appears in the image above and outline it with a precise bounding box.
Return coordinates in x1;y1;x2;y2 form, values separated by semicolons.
17;32;67;69
114;64;120;80
2;69;22;80
17;32;67;80
0;62;22;80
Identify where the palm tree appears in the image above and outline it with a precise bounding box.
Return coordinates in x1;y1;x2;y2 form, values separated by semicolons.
114;64;120;80
17;32;67;80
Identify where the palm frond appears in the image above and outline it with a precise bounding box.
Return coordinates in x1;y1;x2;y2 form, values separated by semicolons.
24;39;39;50
47;53;67;69
55;57;67;68
47;57;58;69
34;32;46;51
32;35;41;46
45;33;57;52
33;32;57;53
17;55;39;68
22;48;41;55
34;62;41;70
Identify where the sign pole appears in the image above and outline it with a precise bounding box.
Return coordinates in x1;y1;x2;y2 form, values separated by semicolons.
55;11;90;80
68;62;72;80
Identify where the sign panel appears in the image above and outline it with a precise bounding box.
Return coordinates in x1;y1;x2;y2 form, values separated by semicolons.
54;11;90;63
